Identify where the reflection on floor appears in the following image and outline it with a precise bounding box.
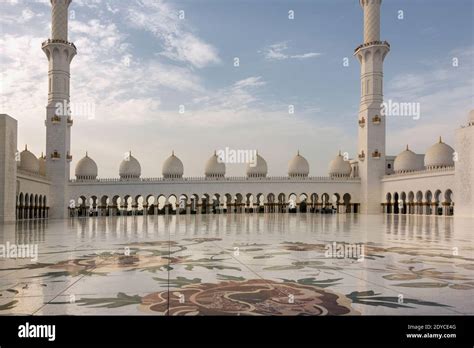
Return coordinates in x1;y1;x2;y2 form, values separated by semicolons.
0;214;473;315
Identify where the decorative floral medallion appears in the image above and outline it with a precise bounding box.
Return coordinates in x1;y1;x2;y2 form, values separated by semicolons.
138;279;358;315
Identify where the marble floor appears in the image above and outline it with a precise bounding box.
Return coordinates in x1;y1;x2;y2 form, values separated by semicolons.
0;213;473;315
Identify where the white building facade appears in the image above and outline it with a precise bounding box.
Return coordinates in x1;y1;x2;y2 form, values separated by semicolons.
0;0;472;222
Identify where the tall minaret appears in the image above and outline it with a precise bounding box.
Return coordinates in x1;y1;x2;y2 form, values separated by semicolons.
42;0;76;219
354;0;389;214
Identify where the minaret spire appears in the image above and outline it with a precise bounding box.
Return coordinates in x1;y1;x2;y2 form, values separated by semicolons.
355;0;390;214
51;0;73;41
361;0;381;43
42;0;76;219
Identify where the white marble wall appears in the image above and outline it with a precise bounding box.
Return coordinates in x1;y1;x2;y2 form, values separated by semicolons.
454;121;474;217
381;169;455;201
0;114;17;222
67;178;362;206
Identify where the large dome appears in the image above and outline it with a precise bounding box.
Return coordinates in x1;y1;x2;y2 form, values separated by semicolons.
394;145;423;173
162;151;184;178
205;152;225;178
246;153;267;178
19;145;39;173
424;137;454;169
75;152;98;180
119;152;141;179
288;151;309;177
38;153;46;176
328;151;352;177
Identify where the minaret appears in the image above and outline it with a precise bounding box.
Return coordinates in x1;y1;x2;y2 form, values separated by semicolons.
354;0;390;214
42;0;76;219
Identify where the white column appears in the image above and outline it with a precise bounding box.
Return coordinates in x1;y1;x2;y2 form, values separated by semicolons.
0;115;17;222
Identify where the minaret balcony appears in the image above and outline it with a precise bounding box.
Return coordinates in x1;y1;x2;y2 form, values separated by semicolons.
51;151;61;160
67;117;73;126
372;150;382;159
42;39;77;50
354;40;390;54
51;115;61;124
66;153;73;162
358;151;366;161
372;115;381;124
358;117;366;128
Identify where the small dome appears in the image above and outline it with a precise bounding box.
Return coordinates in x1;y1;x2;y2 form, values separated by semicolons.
424;137;454;169
328;151;352;177
119;151;141;179
39;153;46;176
246;153;268;178
205;151;225;178
162;151;183;178
75;152;98;180
394;145;423;173
19;145;39;173
288;151;309;177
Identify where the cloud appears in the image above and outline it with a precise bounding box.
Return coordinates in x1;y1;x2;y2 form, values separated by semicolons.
72;0;102;9
192;76;266;114
0;6;43;24
67;16;205;121
290;52;321;59
127;0;220;68
106;2;119;14
261;41;321;61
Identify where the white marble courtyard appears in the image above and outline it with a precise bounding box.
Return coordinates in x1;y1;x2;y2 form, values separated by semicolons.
0;214;472;315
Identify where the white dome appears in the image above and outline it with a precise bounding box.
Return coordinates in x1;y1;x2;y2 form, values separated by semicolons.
288;151;309;177
19;145;39;173
394;145;423;173
424;137;454;169
119;152;141;179
39;154;46;176
75;152;98;180
162;151;183;178
205;152;225;178
246;153;267;177
328;151;352;177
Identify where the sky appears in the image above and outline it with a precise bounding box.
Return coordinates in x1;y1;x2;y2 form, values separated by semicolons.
0;0;473;178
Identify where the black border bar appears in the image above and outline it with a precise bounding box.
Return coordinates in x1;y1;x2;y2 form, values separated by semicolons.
0;315;473;346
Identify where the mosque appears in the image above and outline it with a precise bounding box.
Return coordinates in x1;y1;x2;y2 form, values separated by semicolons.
0;0;473;223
